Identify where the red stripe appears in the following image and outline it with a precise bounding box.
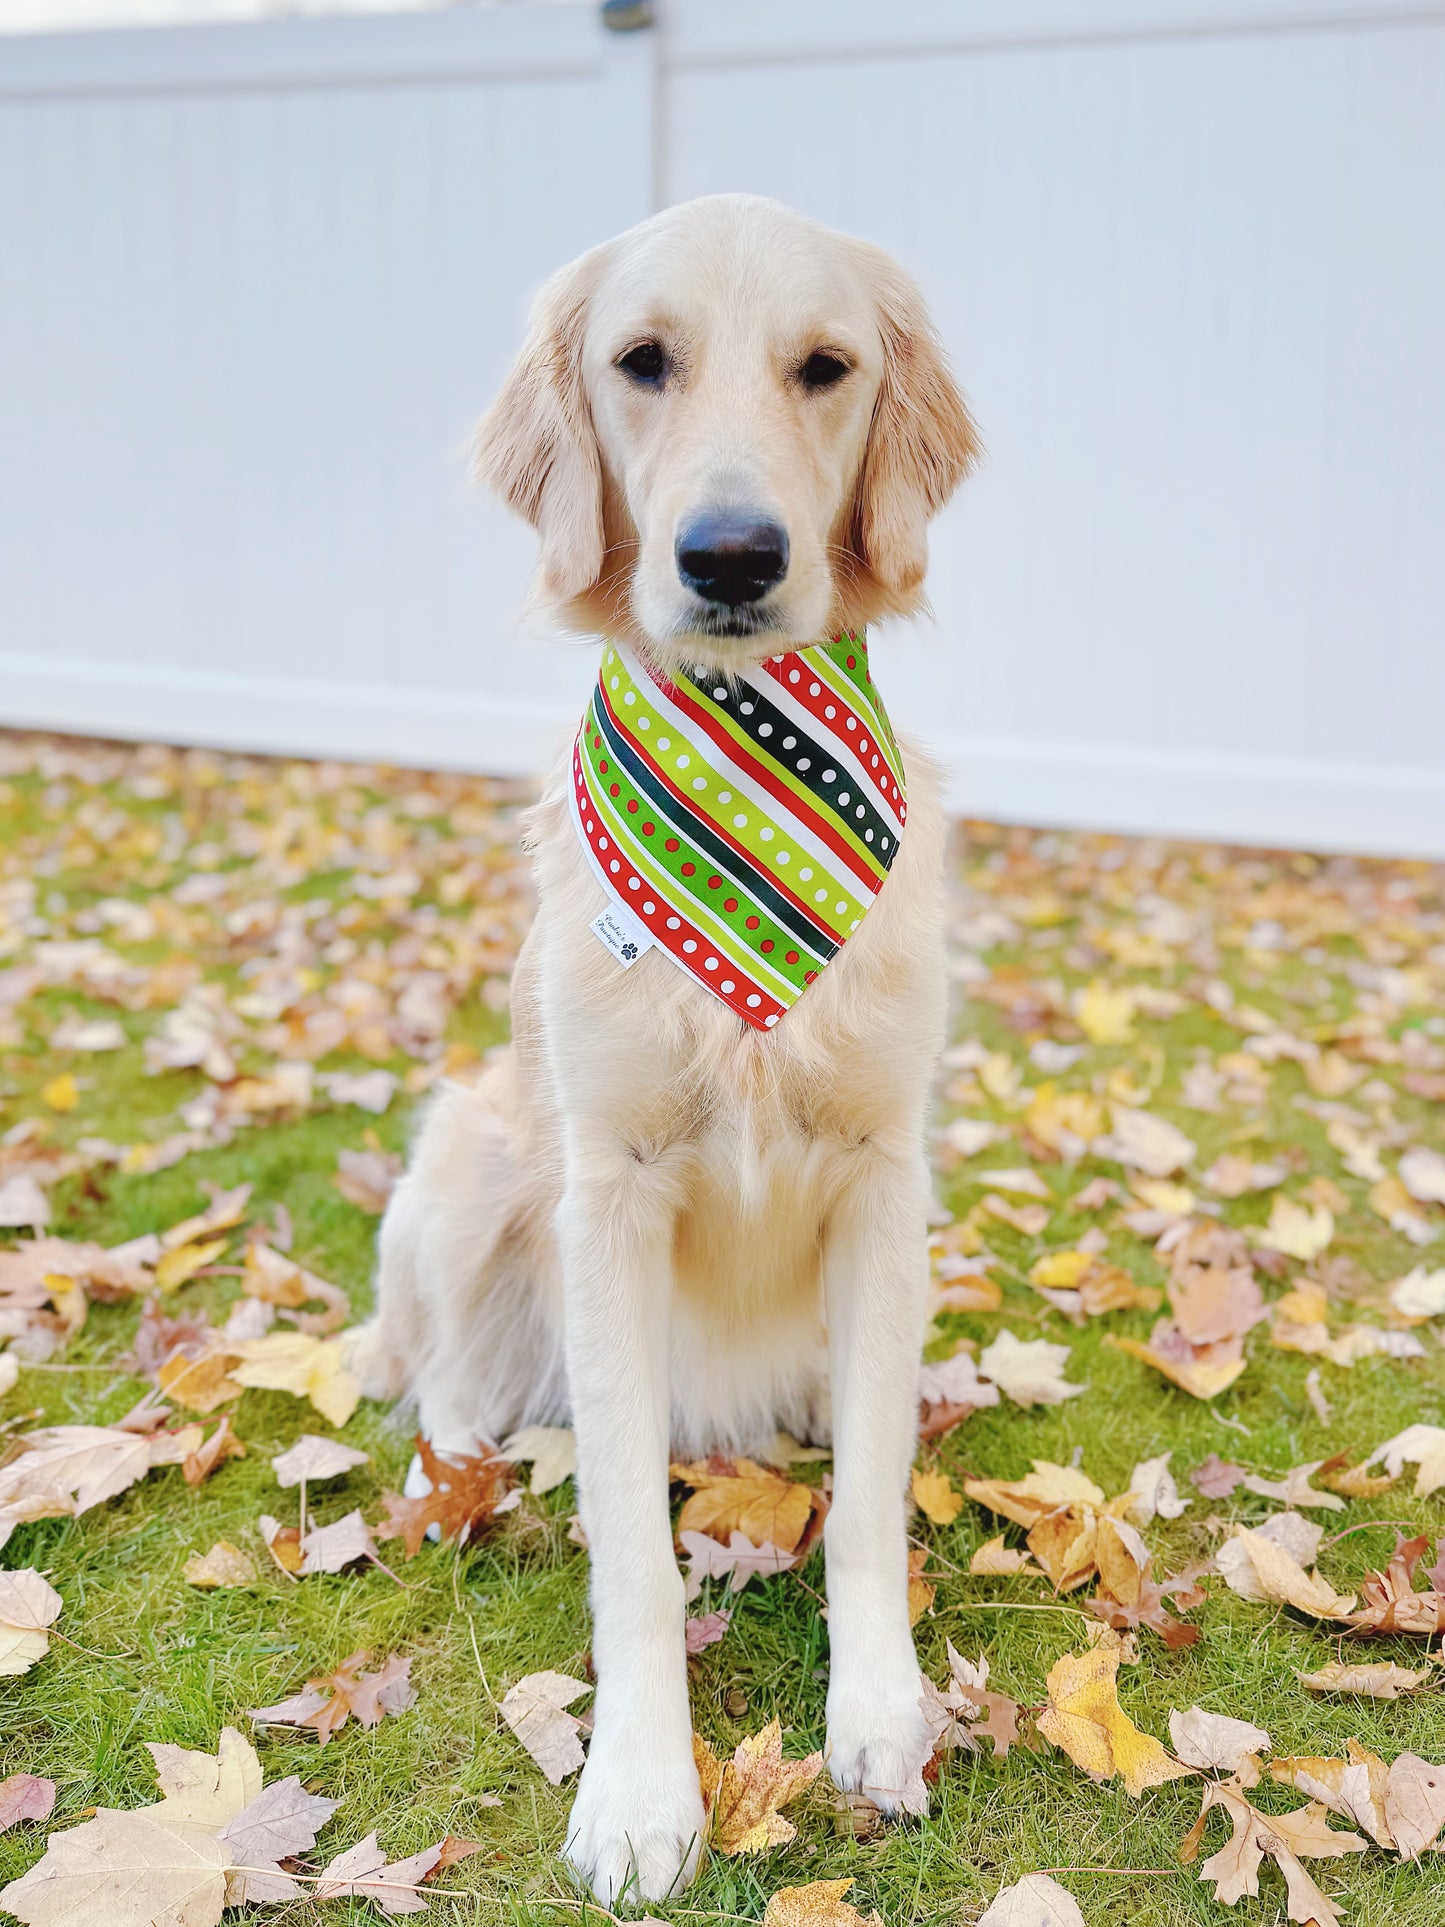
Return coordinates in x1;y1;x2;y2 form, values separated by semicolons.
637;664;883;895
594;680;842;946
761;656;905;823
573;749;784;1032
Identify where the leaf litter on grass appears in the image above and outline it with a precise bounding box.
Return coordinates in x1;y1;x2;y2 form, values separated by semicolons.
1;734;1444;1921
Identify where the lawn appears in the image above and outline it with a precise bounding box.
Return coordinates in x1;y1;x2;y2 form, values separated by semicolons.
1;729;1442;1927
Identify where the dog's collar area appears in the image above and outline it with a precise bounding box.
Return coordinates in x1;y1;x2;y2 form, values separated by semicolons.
570;631;907;1030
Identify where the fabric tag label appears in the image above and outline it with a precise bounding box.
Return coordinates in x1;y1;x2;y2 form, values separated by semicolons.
589;901;655;969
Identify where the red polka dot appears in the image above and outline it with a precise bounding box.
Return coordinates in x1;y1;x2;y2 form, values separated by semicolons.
665;838;680;852
785;950;799;965
593;733;601;748
760;939;775;953
681;862;696;876
745;915;760;930
723;897;738;913
641;822;655;835
609;783;620;797
804;970;818;983
626;799;638;813
598;758;608;773
846;655;856;670
707;875;722;889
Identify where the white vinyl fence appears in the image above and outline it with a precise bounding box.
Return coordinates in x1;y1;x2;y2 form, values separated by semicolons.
3;0;1443;855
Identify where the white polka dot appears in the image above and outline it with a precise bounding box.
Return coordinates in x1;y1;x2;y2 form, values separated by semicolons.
776;851;790;865
865;829;874;843
838;791;850;805
717;791;732;804
861;739;869;753
643;900;655;913
658;737;671;751
881;836;890;849
815;888;827;903
758;722;772;737
835;900;847;914
764;1014;779;1027
771;654;784;663
638;716;650;729
610;676;620;690
824;769;837;782
585;818;594;833
850;918;860;932
759;827;774;841
824;704;836;719
609;860;620;873
720;979;735;993
783;735;796;749
666;916;681;929
624;691;636;704
740;701;754;715
746;994;761;1008
733;813;747;829
789;669;800;683
599;837;609;851
713;687;727;700
797;757;810;772
683;939;697;953
628;877;641;891
870;754;878;767
693;777;707;791
704;956;718;971
800;867;813;881
809;681;820;696
676;753;690;769
845;717;856;730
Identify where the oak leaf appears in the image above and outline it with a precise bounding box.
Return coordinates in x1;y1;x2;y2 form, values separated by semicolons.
376;1437;514;1557
680;1529;798;1601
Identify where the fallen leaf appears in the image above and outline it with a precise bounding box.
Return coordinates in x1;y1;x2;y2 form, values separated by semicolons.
1399;1146;1445;1206
376;1437;514;1557
1389;1265;1445;1319
977;1873;1086;1926
228;1331;361;1427
182;1417;245;1487
1037;1638;1194;1796
334;1147;404;1214
680;1529;798;1601
1241;1460;1347;1513
699;1719;824;1852
498;1670;592;1784
251;1651;416;1747
977;1331;1086;1409
0;1174;50;1232
1107;1106;1196;1177
912;1467;963;1525
0;1777;56;1831
298;1507;375;1575
1108;1326;1247;1400
1297;1661;1433;1699
963;1462;1105;1530
271;1433;369;1486
1255;1196;1334;1262
1074;980;1136;1045
184;1542;257;1589
685;1609;732;1655
40;1073;79;1113
1382;1751;1445;1860
1367;1423;1445;1498
762;1877;881;1926
0;1569;62;1676
501;1424;577;1495
1121;1451;1188;1526
311;1831;446;1915
1169;1707;1271;1781
1215;1527;1354;1618
674;1457;816;1554
916;1348;1000;1412
0;1418;198;1550
1192;1454;1247;1498
970;1535;1040;1577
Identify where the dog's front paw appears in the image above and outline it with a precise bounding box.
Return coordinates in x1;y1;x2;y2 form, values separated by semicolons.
826;1674;933;1817
562;1747;706;1909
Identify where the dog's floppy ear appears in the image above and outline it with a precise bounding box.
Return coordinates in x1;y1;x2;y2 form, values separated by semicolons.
474;250;604;602
851;250;980;602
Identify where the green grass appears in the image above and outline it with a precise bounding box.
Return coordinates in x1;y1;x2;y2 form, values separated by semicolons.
1;737;1443;1926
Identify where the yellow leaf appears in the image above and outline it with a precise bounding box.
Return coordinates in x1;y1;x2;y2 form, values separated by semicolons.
1038;1640;1194;1797
40;1074;78;1114
673;1459;815;1555
911;1468;963;1526
701;1720;823;1855
158;1348;243;1415
154;1239;229;1294
183;1541;257;1589
229;1333;361;1428
1075;980;1136;1045
969;1535;1039;1577
1030;1250;1093;1290
963;1462;1106;1529
1256;1197;1334;1262
763;1879;881;1926
1106;1333;1247;1401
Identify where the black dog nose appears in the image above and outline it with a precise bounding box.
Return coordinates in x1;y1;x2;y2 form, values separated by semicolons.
676;513;789;608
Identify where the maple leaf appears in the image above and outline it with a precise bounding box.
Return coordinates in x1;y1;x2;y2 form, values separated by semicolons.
916;1347;999;1411
182;1417;245;1488
498;1670;592;1784
976;1330;1086;1408
157;1346;243;1414
922;1645;1024;1761
680;1528;798;1601
0;1570;62;1676
911;1467;963;1525
1088;1546;1209;1649
1037;1636;1194;1797
270;1432;369;1486
1241;1459;1347;1513
673;1457;817;1554
1108;1324;1247;1400
1168;1708;1271;1782
978;1874;1086;1926
762;1878;881;1927
376;1436;515;1557
239;1243;349;1334
0;1417;199;1549
0;1776;56;1831
251;1650;416;1746
1106;1105;1195;1176
1255;1196;1334;1262
184;1541;257;1589
697;1719;822;1854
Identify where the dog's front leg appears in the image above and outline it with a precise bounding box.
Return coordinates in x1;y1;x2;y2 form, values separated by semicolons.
822;1144;932;1814
557;1141;704;1907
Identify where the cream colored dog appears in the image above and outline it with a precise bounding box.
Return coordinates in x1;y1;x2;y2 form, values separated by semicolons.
358;194;977;1906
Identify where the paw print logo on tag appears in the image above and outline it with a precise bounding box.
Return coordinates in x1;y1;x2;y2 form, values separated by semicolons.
620;942;638;961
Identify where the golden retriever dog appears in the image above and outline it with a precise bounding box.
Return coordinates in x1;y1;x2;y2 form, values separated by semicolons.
357;193;977;1906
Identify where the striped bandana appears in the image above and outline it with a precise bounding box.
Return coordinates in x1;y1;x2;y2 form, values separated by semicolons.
569;632;906;1031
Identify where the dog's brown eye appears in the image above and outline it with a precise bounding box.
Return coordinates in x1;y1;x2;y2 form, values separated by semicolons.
618;341;667;385
799;351;850;391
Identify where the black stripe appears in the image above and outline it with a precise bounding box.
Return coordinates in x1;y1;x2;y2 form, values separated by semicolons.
591;696;837;960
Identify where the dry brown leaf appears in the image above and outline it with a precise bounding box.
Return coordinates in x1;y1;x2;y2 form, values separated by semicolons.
298;1508;375;1575
1107;1328;1247;1400
376;1437;515;1558
976;1331;1086;1408
334;1147;403;1214
158;1346;243;1415
0;1417;199;1550
1215;1527;1355;1619
699;1719;823;1854
271;1433;369;1486
1191;1453;1247;1498
1027;1507;1099;1594
674;1457;816;1554
251;1650;416;1747
1297;1661;1434;1699
182;1417;245;1487
498;1670;592;1784
680;1529;798;1600
0;1776;56;1831
184;1542;257;1589
963;1462;1105;1530
977;1874;1086;1926
1346;1532;1445;1637
1168;1708;1271;1781
1037;1637;1194;1796
0;1570;62;1676
969;1535;1040;1577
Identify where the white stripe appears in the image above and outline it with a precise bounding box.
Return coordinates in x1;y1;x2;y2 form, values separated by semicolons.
628;657;878;896
747;666;906;836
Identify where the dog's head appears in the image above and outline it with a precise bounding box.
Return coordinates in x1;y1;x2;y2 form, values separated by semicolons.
476;194;979;673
